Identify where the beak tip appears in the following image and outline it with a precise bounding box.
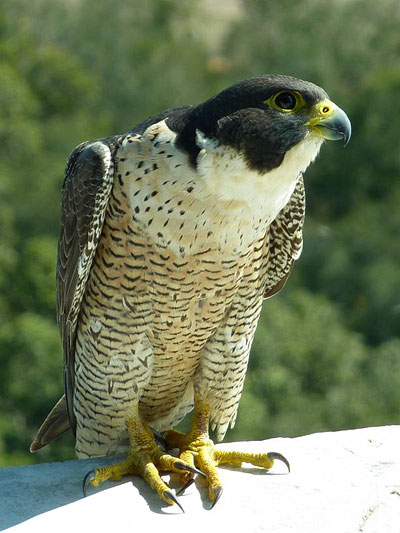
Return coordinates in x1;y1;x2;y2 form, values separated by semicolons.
343;132;351;147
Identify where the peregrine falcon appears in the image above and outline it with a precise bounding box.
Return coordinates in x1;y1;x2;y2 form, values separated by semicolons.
31;75;351;508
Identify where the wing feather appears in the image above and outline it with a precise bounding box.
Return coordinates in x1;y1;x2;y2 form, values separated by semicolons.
264;175;305;298
57;140;115;434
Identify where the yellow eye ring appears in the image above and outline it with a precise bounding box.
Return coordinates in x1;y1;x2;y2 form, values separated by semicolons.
265;90;305;113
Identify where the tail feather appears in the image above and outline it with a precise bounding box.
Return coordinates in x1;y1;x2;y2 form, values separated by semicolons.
30;395;71;452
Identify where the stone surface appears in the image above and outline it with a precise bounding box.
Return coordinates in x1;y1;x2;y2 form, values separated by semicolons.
1;426;399;532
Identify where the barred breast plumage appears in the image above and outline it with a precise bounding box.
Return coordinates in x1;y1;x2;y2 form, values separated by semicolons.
73;119;301;457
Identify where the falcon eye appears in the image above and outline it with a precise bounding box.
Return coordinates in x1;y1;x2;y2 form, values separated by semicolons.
275;92;297;110
265;90;304;113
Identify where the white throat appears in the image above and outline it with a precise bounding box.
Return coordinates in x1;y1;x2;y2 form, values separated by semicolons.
122;121;323;258
195;129;323;227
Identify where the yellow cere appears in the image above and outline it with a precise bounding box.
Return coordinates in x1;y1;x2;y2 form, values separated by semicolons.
306;99;338;126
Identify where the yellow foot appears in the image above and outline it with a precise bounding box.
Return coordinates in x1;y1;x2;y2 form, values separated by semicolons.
164;400;290;508
82;407;204;511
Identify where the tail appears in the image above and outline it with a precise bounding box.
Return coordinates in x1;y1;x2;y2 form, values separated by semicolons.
30;395;71;452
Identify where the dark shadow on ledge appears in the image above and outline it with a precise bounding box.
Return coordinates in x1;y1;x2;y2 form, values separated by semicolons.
0;455;180;529
0;453;295;528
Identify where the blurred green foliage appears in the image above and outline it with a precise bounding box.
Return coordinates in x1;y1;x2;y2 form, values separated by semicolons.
0;0;399;467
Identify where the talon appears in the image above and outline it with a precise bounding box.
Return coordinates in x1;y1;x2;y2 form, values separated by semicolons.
210;485;223;509
82;470;96;497
163;490;185;512
150;427;167;451
268;451;291;473
174;460;207;478
176;476;195;496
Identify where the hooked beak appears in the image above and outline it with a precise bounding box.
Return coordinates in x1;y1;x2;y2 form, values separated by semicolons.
307;100;352;146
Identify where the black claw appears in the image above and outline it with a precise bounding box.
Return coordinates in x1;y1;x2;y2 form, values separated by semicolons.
175;460;207;478
268;451;291;473
150;427;167;451
176;477;196;496
210;485;223;509
82;470;96;497
164;490;185;513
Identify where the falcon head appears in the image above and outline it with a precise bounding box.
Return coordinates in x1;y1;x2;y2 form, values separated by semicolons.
174;74;351;174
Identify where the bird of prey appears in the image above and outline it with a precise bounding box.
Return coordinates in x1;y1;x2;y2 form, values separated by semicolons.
31;75;351;509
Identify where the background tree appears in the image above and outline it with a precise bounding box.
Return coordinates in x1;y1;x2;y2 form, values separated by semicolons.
0;0;398;466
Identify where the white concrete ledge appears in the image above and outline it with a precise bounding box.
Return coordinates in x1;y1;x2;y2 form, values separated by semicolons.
1;426;399;532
